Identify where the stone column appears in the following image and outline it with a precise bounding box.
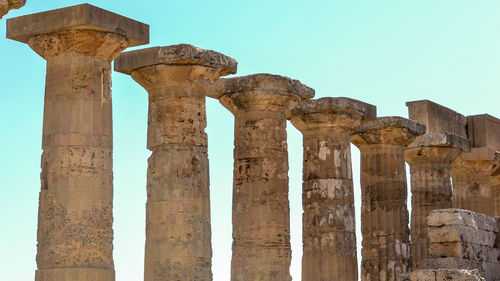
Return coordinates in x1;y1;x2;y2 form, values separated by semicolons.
288;97;376;281
351;117;425;281
492;152;500;216
217;74;314;281
0;0;25;19
404;133;469;270
114;44;237;281
451;148;499;216
7;5;148;281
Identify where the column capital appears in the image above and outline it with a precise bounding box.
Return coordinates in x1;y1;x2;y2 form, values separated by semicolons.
114;44;237;91
218;73;314;115
351;116;426;147
0;0;25;19
288;97;376;133
7;4;149;60
405;133;470;164
452;147;500;174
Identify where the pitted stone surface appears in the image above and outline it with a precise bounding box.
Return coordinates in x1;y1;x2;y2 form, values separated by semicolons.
6;4;149;46
409;269;485;281
117;46;235;281
7;5;149;281
0;0;25;19
352;116;424;281
216;73;315;100
115;44;237;76
289;98;375;281
219;74;313;281
408;132;470;151
353;116;426;146
427;209;498;232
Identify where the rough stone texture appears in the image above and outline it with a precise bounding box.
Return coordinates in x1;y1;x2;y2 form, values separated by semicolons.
6;6;148;281
452;149;499;216
409;269;485;281
351;117;425;281
0;0;25;19
288;97;376;281
424;209;500;281
114;44;237;76
218;74;314;281
405;133;470;270
467;114;500;150
406;100;467;138
492;152;500;216
6;3;149;46
115;45;237;281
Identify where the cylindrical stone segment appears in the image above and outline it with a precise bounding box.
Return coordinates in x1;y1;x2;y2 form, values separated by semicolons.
288;97;376;281
451;151;498;216
351;117;425;281
115;44;237;281
404;133;466;270
217;74;314;281
0;0;25;19
6;5;149;281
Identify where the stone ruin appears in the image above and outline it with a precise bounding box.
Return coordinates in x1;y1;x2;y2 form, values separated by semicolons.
3;3;500;281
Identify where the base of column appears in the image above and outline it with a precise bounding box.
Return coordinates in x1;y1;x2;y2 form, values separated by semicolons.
35;268;115;281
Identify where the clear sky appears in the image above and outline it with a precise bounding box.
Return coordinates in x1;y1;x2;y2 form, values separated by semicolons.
1;1;500;280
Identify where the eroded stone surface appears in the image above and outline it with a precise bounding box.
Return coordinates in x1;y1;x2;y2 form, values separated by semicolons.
6;6;148;281
352;116;425;281
0;0;25;19
409;269;485;281
289;97;376;281
218;74;313;281
115;45;236;281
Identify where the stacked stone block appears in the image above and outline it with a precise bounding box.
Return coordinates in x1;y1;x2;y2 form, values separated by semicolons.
422;209;500;281
115;45;237;281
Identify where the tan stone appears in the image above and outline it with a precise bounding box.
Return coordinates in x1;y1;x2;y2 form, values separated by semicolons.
352;116;426;281
405;133;469;270
0;0;25;19
406;100;467;138
7;5;148;281
115;44;237;281
218;74;314;281
288;97;376;281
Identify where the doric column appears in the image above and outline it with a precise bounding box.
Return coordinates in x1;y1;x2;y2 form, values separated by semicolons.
114;44;237;281
451;147;499;216
217;74;314;281
7;5;148;281
404;133;469;270
288;97;376;281
0;0;25;19
351;117;425;281
492;152;500;216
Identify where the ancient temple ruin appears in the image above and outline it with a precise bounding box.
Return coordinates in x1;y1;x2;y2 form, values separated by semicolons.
4;3;500;281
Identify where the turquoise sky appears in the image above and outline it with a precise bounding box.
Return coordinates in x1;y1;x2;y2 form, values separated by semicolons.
1;1;499;280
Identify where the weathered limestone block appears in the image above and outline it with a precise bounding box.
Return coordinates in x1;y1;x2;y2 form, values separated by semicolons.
288;97;376;281
351;117;426;281
405;133;470;270
7;4;148;281
409;269;485;281
218;74;314;281
424;209;500;281
115;44;237;281
0;0;25;19
492;152;500;216
452;114;500;216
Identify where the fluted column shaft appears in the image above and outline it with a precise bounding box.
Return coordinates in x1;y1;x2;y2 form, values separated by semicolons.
288;97;375;281
29;30;128;281
218;74;314;281
451;158;495;216
405;147;460;270
352;117;424;281
301;128;357;280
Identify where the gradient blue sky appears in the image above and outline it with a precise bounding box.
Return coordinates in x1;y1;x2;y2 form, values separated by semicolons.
1;1;500;280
